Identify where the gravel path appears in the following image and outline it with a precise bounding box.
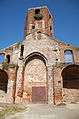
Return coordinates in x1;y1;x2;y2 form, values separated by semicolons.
7;104;79;119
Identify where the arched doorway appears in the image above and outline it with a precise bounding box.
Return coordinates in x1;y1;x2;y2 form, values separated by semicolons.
62;65;79;102
23;53;47;103
0;69;8;93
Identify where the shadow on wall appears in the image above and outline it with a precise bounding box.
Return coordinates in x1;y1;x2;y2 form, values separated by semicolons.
62;65;79;89
0;69;8;93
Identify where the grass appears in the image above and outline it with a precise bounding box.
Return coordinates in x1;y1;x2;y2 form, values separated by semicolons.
57;103;66;106
70;102;77;104
0;106;26;119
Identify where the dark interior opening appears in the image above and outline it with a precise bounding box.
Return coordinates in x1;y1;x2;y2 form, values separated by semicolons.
20;45;24;57
49;14;51;18
35;9;40;14
32;25;35;29
37;32;41;40
6;55;10;63
0;69;8;93
62;65;79;89
37;31;41;33
50;26;52;31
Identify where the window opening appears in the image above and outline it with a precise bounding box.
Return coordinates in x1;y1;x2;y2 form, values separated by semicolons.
6;55;10;63
50;26;52;31
35;9;40;14
0;54;5;64
20;45;24;57
64;50;73;63
32;26;35;29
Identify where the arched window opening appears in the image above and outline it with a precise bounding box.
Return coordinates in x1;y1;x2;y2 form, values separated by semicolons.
49;14;51;19
50;26;52;37
32;25;35;29
35;9;40;14
50;26;52;31
64;50;73;63
34;9;42;20
0;54;5;64
6;55;10;63
0;70;8;93
20;45;24;57
37;32;41;40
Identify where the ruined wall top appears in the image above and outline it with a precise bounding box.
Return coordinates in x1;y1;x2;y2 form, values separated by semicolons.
24;7;54;39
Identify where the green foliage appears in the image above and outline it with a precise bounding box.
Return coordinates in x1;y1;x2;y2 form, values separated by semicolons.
16;42;21;46
2;62;16;70
70;102;77;104
2;62;9;70
57;103;66;106
34;14;43;20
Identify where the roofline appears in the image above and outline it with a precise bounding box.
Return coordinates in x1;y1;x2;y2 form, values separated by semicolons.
54;38;79;49
28;6;53;19
0;41;22;51
28;6;48;10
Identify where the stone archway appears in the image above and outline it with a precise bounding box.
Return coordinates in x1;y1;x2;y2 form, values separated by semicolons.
62;65;79;102
0;69;8;102
23;53;47;103
0;69;8;93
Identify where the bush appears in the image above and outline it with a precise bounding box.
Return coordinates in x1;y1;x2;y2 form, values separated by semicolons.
2;62;16;70
34;14;42;20
70;102;77;104
2;62;9;70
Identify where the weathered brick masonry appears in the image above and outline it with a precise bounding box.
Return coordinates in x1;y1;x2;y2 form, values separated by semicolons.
0;7;79;104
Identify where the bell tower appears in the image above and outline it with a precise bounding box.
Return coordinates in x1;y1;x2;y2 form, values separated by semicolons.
24;7;54;39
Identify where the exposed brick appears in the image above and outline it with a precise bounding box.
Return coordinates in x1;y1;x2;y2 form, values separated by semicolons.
0;7;79;104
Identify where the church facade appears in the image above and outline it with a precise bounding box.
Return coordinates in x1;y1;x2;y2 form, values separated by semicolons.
0;7;79;104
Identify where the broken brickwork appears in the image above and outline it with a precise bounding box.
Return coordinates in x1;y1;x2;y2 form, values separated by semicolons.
0;7;79;104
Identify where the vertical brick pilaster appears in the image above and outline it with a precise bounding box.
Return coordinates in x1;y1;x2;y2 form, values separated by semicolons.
53;67;62;104
17;65;25;99
12;65;18;104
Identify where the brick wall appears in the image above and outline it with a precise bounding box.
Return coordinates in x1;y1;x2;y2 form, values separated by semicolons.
24;7;54;39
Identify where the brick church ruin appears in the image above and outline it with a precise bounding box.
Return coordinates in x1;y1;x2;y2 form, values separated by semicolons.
0;7;79;104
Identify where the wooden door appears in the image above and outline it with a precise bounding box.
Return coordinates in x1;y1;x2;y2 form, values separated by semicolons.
32;87;46;103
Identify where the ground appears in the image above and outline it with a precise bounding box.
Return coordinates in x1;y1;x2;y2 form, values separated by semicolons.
0;103;79;119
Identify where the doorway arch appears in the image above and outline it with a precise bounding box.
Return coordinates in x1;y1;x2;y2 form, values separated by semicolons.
23;52;47;103
62;65;79;102
0;69;8;93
